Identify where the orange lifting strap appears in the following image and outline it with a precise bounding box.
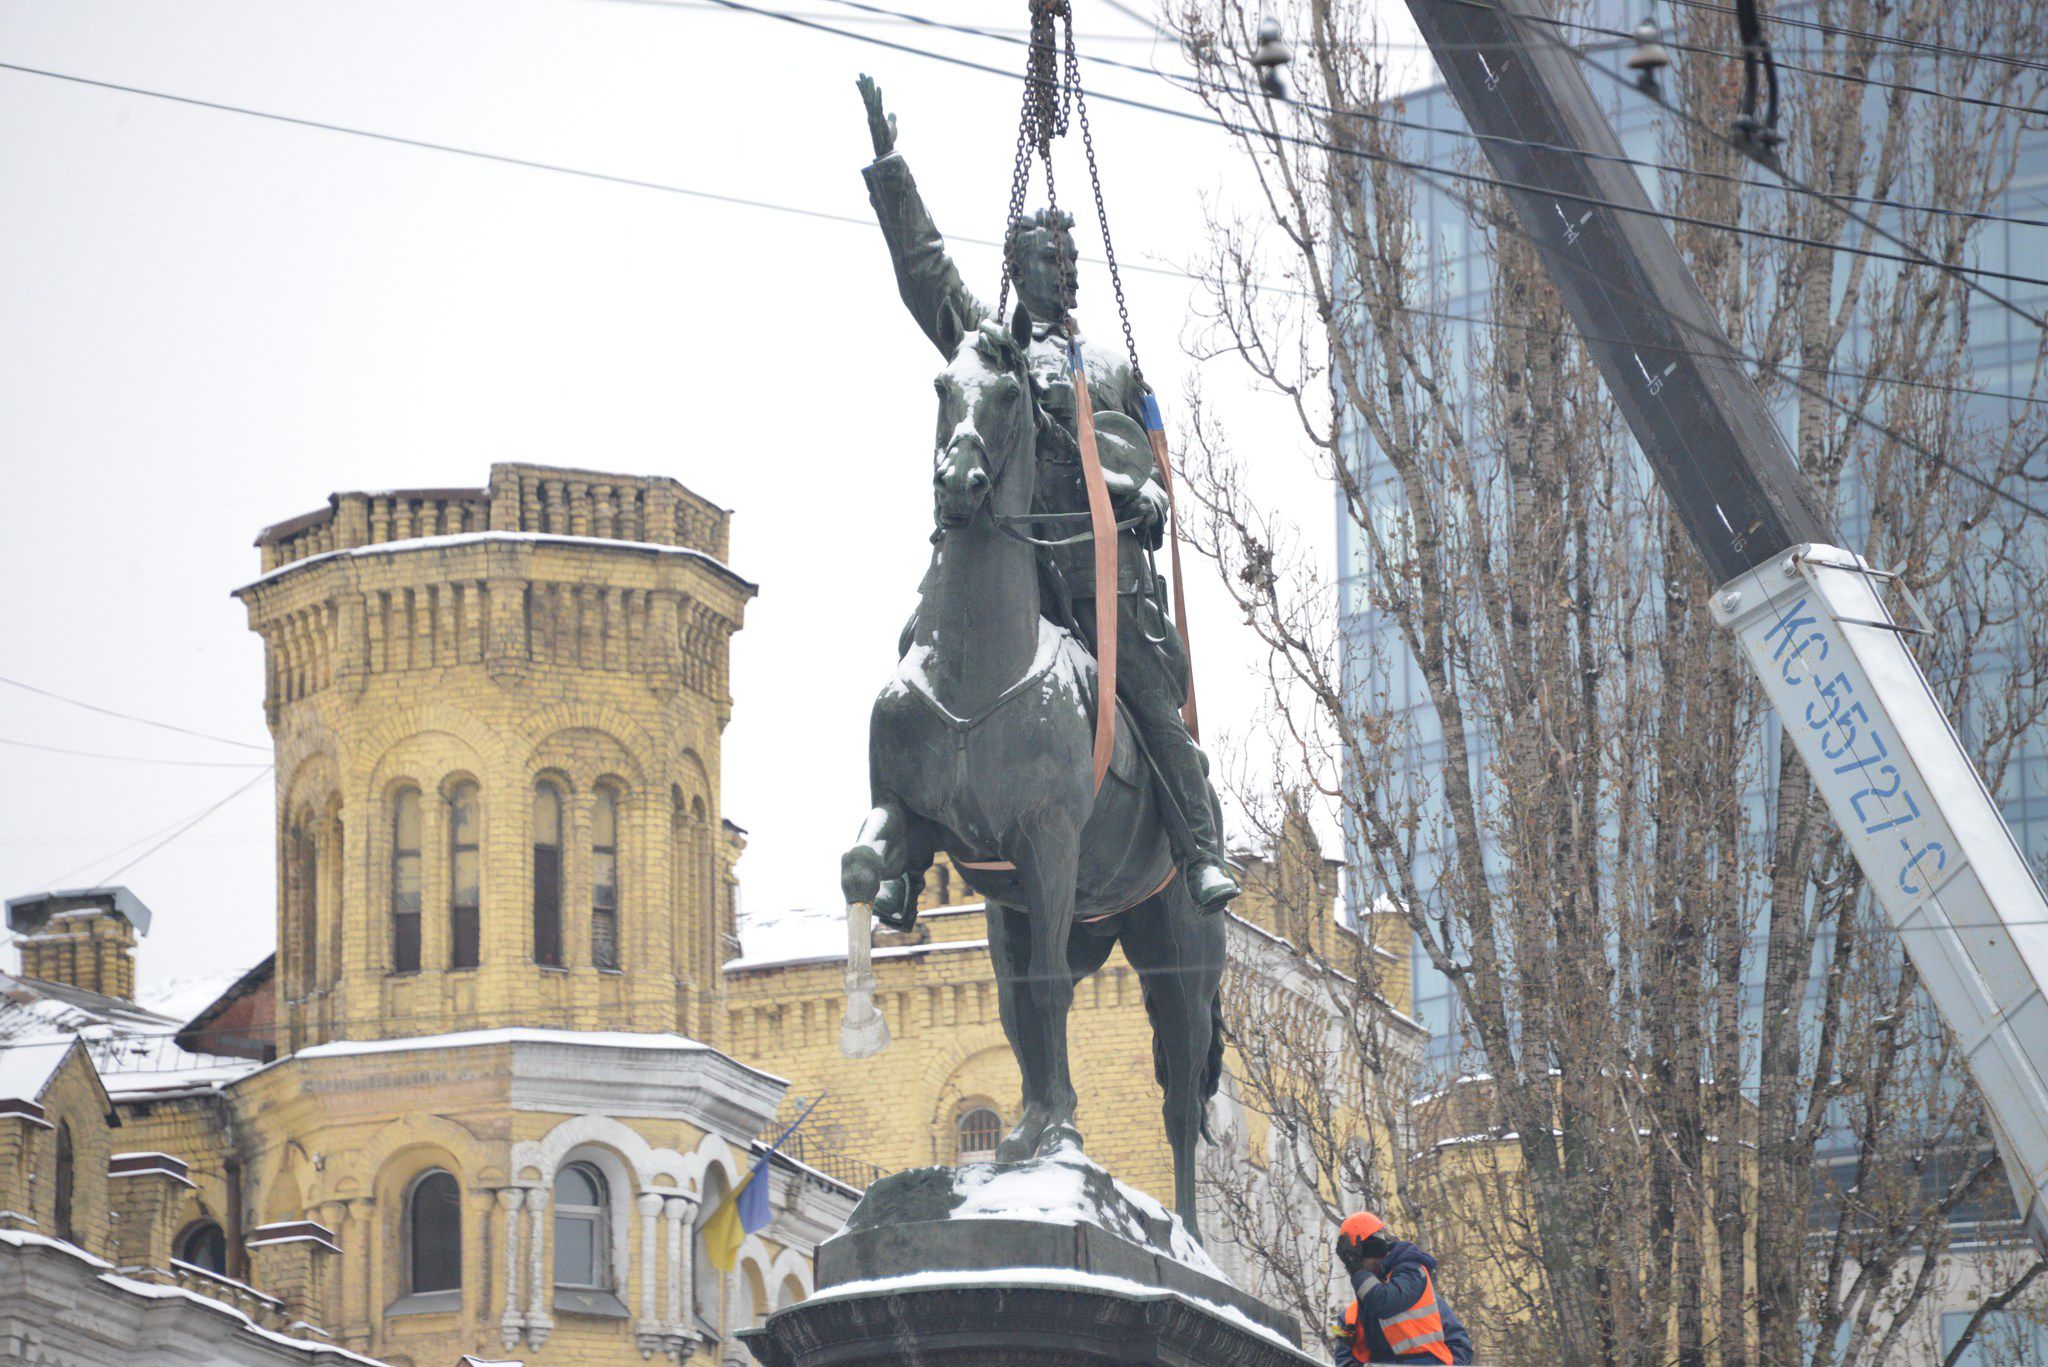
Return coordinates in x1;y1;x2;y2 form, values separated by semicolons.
1068;340;1118;793
1140;391;1199;741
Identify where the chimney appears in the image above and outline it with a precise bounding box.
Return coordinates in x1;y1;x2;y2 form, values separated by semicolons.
6;887;153;1001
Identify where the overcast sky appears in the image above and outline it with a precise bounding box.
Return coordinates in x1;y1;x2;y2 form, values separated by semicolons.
0;0;1432;999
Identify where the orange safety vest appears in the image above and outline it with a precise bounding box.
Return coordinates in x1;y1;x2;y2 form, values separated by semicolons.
1344;1269;1453;1364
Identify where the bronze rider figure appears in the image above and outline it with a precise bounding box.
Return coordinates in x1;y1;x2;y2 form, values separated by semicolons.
857;74;1240;916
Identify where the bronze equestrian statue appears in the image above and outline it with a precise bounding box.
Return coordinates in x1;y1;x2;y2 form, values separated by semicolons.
837;79;1231;1238
855;75;1239;918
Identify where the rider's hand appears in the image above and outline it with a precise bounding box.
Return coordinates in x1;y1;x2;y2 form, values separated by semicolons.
857;74;897;158
1132;480;1170;546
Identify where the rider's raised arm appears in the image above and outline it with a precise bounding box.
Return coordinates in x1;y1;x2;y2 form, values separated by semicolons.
863;152;989;359
858;77;988;358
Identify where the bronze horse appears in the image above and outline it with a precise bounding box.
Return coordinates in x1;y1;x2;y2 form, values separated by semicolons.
838;311;1226;1238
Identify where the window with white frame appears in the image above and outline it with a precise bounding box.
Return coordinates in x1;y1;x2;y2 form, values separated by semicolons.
552;1161;610;1290
404;1168;461;1300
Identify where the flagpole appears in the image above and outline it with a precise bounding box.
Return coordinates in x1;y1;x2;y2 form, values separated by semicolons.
760;1093;826;1158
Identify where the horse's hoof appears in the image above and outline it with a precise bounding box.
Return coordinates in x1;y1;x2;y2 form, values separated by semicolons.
1036;1123;1083;1157
874;877;919;932
995;1133;1034;1165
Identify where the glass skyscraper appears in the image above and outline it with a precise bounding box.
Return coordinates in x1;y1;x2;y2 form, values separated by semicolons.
1334;32;2048;1080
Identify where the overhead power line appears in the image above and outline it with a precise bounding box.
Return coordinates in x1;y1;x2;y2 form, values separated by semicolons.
6;16;2040;515
1520;6;2048;346
1411;152;2048;527
0;673;270;751
0;735;272;768
818;0;2048;233
1664;0;2048;78
0;54;2037;412
34;766;274;891
1458;0;2048;122
681;0;2048;512
660;0;2048;293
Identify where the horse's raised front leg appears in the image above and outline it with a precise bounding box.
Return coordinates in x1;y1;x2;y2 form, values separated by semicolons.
1014;822;1084;1157
839;798;914;1058
841;798;914;906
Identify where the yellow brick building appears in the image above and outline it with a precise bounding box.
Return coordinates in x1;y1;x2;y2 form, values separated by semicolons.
2;459;1426;1366
3;465;856;1367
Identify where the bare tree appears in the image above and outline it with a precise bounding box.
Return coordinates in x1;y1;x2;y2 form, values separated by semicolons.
1165;0;2048;1362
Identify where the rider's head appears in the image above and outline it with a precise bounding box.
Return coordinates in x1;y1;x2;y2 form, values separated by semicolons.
1007;207;1080;325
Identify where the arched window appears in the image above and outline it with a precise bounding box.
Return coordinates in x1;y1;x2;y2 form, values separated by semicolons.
533;781;564;967
405;1169;462;1297
53;1122;75;1241
957;1107;1002;1161
553;1162;610;1290
693;1166;730;1336
291;822;319;991
591;787;620;970
391;787;423;973
447;783;480;969
175;1220;229;1274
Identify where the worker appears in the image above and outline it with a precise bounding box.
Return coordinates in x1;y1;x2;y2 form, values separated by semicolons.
1329;1211;1473;1365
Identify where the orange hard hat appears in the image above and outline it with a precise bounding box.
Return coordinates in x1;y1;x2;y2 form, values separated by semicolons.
1338;1211;1386;1246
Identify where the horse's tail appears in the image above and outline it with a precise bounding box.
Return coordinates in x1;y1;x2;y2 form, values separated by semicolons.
1198;986;1226;1144
1152;976;1229;1145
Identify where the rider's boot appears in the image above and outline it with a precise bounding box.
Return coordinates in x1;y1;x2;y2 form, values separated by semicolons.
1187;854;1241;912
1145;721;1240;913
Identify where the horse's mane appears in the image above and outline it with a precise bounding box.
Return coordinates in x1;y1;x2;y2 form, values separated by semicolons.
969;314;1028;375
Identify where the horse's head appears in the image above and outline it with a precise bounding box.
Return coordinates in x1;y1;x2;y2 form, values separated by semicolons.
933;305;1039;529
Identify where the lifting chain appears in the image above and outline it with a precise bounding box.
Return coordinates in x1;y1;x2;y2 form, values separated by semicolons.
994;0;1145;386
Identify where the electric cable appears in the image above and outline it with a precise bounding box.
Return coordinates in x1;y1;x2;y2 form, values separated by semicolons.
1526;0;2048;334
5;19;2041;513
815;0;2048;233
84;767;274;888
0;673;270;751
1451;0;2048;122
655;0;2048;291
32;767;274;890
0;735;272;768
683;0;2048;520
1665;0;2048;78
3;56;2037;411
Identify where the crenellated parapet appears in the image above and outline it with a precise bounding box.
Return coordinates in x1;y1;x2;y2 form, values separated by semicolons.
256;463;731;573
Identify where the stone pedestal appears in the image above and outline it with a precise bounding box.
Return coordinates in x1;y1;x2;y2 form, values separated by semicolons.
741;1150;1312;1366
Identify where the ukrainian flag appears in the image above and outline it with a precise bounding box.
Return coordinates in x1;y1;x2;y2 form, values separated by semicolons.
704;1095;822;1272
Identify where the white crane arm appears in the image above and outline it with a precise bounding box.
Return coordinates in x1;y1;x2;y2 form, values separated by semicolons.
1714;544;2048;1248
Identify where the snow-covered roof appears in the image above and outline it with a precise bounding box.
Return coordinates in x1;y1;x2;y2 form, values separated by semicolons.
730;903;847;970
0;971;180;1041
290;1026;712;1061
0;1037;80;1105
237;530;753;594
89;1033;262;1098
137;967;258;1028
725;900;991;975
0;970;261;1099
0;1229;386;1364
727;899;994;974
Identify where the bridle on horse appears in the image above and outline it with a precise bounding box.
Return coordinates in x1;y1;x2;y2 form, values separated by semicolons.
934;338;1140;552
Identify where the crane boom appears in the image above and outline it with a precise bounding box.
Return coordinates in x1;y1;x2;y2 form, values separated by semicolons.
1397;0;2048;1251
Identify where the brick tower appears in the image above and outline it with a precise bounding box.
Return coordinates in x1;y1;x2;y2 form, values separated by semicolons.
235;464;753;1054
